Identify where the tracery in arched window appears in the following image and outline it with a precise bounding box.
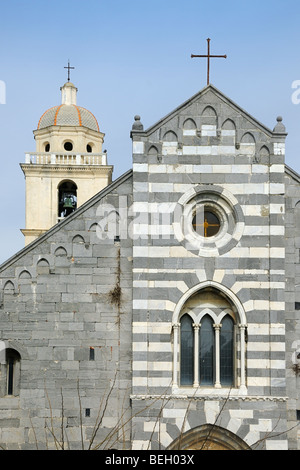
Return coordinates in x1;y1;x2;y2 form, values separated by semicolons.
179;312;235;388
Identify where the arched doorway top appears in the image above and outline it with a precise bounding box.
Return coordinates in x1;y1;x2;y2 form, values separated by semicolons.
167;424;251;450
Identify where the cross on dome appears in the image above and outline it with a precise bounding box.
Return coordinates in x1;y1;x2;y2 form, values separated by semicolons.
64;60;75;82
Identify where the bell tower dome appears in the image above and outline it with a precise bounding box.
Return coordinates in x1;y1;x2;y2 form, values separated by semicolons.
20;78;113;246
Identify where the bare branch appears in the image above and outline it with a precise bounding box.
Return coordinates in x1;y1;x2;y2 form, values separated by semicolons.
77;380;84;450
88;369;118;450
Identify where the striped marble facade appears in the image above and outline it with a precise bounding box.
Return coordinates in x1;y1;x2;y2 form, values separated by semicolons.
131;85;288;449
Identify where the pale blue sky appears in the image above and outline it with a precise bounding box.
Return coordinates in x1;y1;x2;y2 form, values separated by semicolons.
0;0;300;262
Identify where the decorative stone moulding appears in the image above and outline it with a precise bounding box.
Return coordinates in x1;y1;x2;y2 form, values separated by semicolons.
173;185;245;257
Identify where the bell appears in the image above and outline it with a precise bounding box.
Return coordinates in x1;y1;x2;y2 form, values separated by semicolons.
63;196;74;209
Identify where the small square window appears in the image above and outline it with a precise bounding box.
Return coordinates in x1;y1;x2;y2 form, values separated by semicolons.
295;303;300;310
85;408;91;417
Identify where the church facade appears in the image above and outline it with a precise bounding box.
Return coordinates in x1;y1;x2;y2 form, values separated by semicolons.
0;81;299;450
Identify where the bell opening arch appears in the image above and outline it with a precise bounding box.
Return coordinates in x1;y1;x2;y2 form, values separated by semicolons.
58;180;77;219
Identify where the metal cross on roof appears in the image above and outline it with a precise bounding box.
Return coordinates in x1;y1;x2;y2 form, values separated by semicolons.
64;60;75;82
191;38;227;85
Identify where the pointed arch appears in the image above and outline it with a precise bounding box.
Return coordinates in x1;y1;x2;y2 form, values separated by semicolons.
178;307;198;324
241;132;255;143
72;234;85;244
37;258;50;274
18;270;32;280
259;145;270;159
167;424;251;450
54;246;67;257
201;105;217;117
88;222;100;232
148;145;158;156
36;258;50;268
198;308;218;324
172;280;247;325
183;118;197;130
163;130;178;142
221;118;236;130
201;106;217;125
3;281;15;293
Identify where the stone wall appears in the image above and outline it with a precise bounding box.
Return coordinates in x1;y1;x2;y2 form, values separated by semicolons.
285;166;300;450
0;171;133;450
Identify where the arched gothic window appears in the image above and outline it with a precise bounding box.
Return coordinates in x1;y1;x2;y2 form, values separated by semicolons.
172;283;247;392
179;313;235;388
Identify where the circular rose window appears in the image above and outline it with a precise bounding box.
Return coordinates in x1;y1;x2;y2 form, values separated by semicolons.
174;185;245;257
192;208;221;238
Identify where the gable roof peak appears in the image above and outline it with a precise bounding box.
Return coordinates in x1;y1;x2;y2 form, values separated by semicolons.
132;83;275;137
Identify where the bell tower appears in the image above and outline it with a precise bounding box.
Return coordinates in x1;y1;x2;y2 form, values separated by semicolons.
20;80;113;245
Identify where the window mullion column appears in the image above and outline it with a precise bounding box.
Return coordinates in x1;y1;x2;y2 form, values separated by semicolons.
172;323;180;387
193;323;200;387
213;323;222;388
239;324;247;391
